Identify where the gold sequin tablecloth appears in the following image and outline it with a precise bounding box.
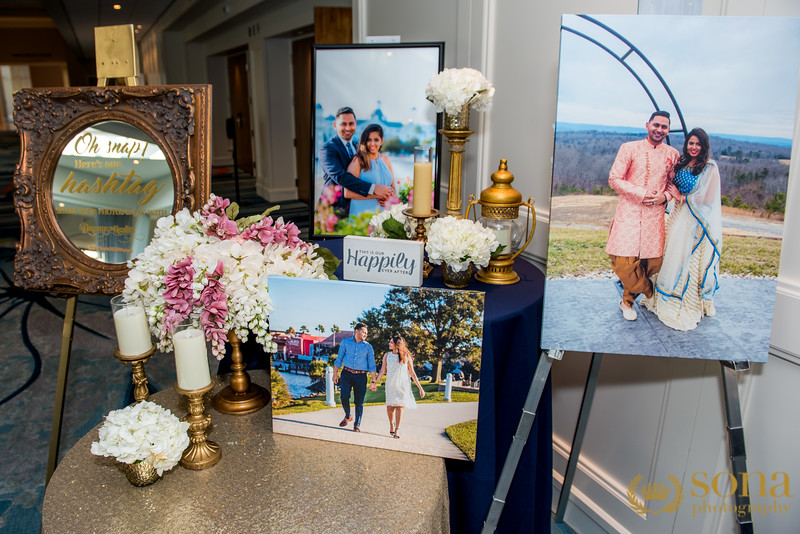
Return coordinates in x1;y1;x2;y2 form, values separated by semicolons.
42;371;449;533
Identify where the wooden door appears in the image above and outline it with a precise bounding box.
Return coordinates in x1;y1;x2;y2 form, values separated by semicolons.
227;52;254;175
313;7;353;44
292;36;314;203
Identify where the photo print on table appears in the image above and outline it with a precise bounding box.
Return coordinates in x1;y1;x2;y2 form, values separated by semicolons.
310;43;444;238
541;15;800;362
267;276;485;460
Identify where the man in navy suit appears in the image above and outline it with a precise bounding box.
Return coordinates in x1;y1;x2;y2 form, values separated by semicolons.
319;107;393;216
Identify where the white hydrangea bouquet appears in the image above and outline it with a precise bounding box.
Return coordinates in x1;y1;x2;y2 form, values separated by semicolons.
123;194;337;359
369;203;414;239
426;216;500;272
425;67;495;116
90;401;190;475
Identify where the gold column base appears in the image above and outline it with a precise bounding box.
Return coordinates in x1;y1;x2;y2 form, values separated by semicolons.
212;331;270;414
475;255;520;285
114;345;156;402
175;382;221;470
212;383;271;415
440;128;474;218
402;208;439;278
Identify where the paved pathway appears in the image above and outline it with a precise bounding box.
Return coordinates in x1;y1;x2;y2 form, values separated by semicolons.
542;278;776;361
273;401;478;460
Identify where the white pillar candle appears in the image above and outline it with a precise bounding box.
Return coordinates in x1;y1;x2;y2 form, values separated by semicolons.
113;306;153;356
173;328;212;390
412;161;433;216
494;227;511;251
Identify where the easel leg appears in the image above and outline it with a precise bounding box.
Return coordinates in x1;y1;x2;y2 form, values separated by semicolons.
481;350;561;534
555;352;604;522
720;361;754;534
46;296;77;485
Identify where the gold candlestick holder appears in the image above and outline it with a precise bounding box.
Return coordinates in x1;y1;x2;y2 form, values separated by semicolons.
174;381;221;470
212;331;270;414
114;345;156;402
403;207;440;278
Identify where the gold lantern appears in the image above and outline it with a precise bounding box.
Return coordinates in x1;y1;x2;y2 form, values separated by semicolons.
466;159;535;285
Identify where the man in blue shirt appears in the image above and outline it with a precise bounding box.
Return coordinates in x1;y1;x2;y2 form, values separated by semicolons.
333;322;377;432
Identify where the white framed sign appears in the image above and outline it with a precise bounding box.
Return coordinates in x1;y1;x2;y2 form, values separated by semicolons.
342;236;424;286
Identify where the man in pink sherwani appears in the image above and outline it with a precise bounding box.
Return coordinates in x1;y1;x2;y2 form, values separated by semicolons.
606;111;680;321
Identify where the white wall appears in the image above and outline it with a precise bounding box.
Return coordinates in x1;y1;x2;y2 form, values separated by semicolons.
357;0;490;218
140;0;350;200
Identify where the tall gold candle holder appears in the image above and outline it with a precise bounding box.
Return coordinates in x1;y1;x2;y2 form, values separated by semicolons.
212;331;270;414
402;207;439;278
114;345;156;402
174;381;221;470
441;104;474;218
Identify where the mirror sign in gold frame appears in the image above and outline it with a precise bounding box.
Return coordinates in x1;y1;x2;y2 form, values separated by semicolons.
13;85;211;295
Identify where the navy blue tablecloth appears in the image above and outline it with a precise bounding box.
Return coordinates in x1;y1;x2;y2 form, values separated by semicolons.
322;239;551;534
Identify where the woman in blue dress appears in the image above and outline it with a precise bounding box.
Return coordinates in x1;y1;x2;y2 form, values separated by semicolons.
643;128;723;331
345;124;396;220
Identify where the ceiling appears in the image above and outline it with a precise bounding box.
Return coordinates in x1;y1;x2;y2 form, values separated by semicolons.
0;0;174;61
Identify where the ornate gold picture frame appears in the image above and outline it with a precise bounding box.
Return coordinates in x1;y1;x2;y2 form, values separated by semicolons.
13;85;211;295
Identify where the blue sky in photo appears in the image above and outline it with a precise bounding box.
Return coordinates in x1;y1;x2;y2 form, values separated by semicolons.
267;276;391;334
315;46;440;126
557;15;800;140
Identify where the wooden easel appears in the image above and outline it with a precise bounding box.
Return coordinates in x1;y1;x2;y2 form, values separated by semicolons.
45;24;141;485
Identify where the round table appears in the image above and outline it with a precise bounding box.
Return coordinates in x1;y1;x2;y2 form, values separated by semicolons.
42;371;449;533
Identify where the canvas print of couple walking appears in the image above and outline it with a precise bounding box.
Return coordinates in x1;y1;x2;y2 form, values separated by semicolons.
268;276;484;461
542;15;800;362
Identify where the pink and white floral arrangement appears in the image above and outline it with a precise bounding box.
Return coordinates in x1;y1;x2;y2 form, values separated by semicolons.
123;194;336;359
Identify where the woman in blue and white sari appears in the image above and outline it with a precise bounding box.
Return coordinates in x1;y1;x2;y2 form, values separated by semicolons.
643;128;722;331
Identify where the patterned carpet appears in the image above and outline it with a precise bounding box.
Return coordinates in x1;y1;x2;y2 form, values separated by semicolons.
0;249;178;533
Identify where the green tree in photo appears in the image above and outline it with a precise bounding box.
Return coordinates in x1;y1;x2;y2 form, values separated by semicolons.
308;360;327;382
766;192;786;215
271;368;291;407
358;287;484;383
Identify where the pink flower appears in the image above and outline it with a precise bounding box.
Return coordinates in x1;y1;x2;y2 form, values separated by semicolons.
200;194;239;239
162;257;195;334
324;213;338;233
384;195;402;207
201;194;230;217
241;217;304;250
319;185;342;207
199;261;229;359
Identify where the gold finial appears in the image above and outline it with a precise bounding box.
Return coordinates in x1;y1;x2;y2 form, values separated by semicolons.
481;158;522;208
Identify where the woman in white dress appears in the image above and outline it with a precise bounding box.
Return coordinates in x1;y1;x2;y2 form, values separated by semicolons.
643;128;722;331
373;335;425;438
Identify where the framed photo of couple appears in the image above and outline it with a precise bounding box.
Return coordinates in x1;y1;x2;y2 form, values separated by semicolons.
541;15;800;363
310;42;444;238
267;276;485;461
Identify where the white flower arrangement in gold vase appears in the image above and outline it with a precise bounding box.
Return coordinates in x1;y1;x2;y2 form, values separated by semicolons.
425;67;495;217
425;67;495;117
426;216;499;288
90;400;190;482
